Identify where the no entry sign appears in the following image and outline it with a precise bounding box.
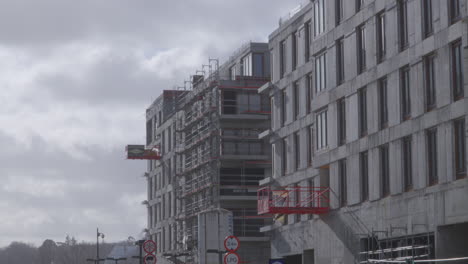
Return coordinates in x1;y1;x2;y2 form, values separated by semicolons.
144;254;157;264
224;252;240;264
143;240;157;254
224;236;240;252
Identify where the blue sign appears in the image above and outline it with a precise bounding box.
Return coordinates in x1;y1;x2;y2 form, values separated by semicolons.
269;259;285;264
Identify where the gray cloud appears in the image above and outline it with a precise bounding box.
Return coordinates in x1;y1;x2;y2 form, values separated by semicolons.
0;0;302;247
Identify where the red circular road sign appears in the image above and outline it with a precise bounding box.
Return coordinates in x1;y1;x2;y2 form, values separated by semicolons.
143;240;157;254
224;252;240;264
144;254;157;264
224;236;240;252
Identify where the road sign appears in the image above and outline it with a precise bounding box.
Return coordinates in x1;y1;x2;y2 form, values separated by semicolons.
224;236;240;252
144;254;157;264
224;252;240;264
143;240;157;254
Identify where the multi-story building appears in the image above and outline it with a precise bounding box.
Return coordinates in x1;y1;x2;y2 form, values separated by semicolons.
260;0;468;263
145;43;272;263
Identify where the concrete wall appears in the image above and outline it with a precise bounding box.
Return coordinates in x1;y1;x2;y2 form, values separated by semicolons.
265;0;468;262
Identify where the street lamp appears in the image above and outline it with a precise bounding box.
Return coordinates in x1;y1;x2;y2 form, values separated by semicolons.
96;228;105;264
106;257;127;264
132;240;146;264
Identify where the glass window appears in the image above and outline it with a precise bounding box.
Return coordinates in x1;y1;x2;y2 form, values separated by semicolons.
316;109;328;150
398;0;408;51
360;151;369;201
451;40;464;101
357;24;366;73
358;87;367;137
400;66;411;120
376;12;386;62
402;136;413;191
292;32;298;70
335;0;343;25
339;159;347;207
253;53;264;77
380;144;390;197
449;0;461;24
336;37;345;84
379;78;388;129
280;41;286;78
314;0;326;36
242;53;252;76
315;52;326;93
424;53;436;111
293;82;300;120
454;118;466;178
422;0;433;37
337;98;346;146
427;128;438;185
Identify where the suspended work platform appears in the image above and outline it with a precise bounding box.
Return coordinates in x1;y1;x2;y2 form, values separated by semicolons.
257;186;330;215
125;145;161;160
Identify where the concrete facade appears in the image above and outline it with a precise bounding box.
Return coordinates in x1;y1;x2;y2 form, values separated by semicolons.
145;43;272;263
261;0;468;263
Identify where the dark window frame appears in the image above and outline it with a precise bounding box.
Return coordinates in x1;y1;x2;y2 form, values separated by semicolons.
358;87;368;137
376;11;386;63
335;0;343;26
356;24;366;74
360;151;369;201
336;37;345;85
449;0;461;24
422;0;433;38
282;138;288;176
402;136;413;191
293;82;300;121
305;21;311;62
307;126;313;166
339;159;347;207
397;0;409;51
380;144;390;197
400;66;411;121
426;127;438;186
379;78;388;129
424;53;437;111
337;98;346;146
292;32;298;71
280;40;286;78
454;118;466;179
306;74;313;114
281;89;287;126
294;132;300;171
451;39;464;101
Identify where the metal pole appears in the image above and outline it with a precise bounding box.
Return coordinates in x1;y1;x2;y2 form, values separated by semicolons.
97;228;99;263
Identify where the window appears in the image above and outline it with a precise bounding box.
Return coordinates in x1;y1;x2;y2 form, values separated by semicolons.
314;0;325;36
376;12;386;62
282;138;288;175
380;144;390;197
146;118;153;145
454;119;466;179
358;87;368;137
398;0;408;51
360;151;369;201
280;40;286;78
306;74;313;114
339;159;347;207
337;98;346;146
316;109;328;150
253;53;265;77
229;66;236;80
427;128;438;185
223;91;237;114
424;53;436;111
336;37;345;85
307;126;313;166
242;53;252;76
336;0;343;25
315;52;326;93
294;132;300;170
305;21;311;62
307;179;314;220
451;40;464;101
292;32;298;71
356;0;364;11
357;24;366;74
449;0;461;24
402;136;413;191
168;126;172;151
422;0;433;37
379;78;388;129
400;66;411;120
281;89;287;126
293;82;300;120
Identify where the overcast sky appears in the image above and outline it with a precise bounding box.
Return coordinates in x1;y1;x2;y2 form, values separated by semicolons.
0;0;303;247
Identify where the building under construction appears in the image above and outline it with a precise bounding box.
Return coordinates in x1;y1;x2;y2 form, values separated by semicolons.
258;0;468;263
139;42;272;263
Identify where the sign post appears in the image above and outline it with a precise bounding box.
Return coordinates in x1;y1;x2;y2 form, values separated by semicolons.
223;236;240;264
143;240;157;264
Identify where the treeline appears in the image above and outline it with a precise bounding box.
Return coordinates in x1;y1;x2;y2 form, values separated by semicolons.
0;236;114;264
